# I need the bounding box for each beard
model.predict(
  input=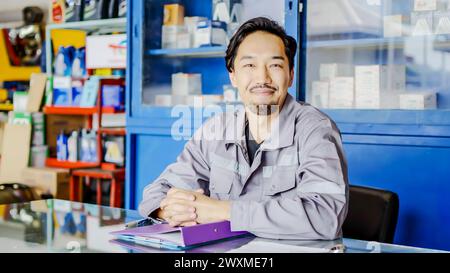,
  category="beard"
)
[246,104,279,116]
